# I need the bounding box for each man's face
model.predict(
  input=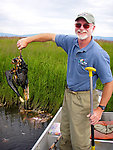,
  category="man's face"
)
[75,18,95,40]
